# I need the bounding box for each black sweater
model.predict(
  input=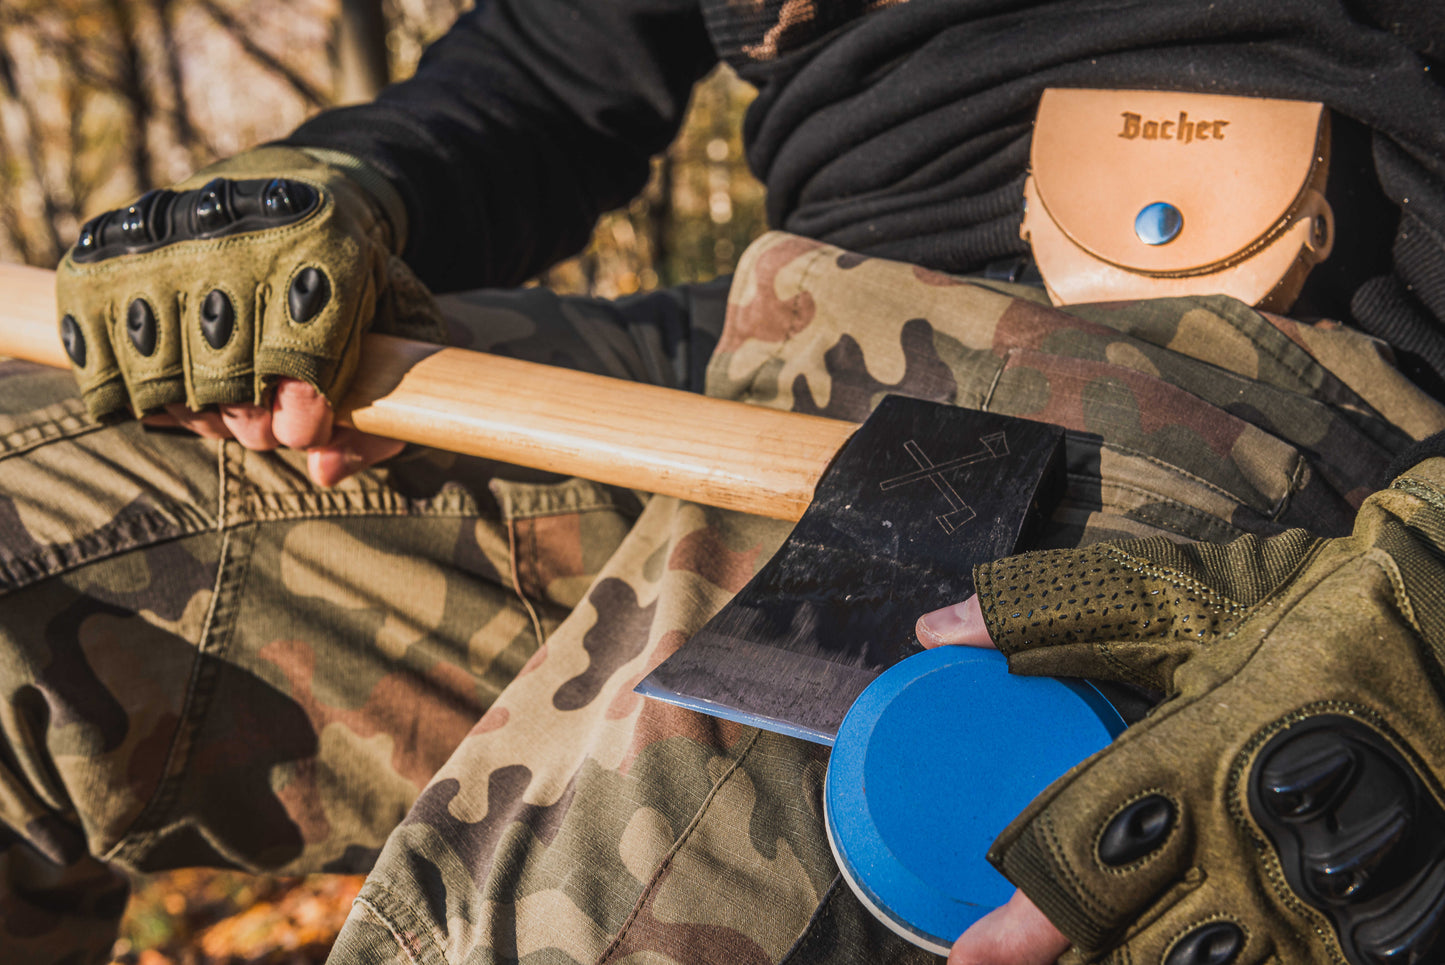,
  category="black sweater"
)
[286,0,1445,395]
